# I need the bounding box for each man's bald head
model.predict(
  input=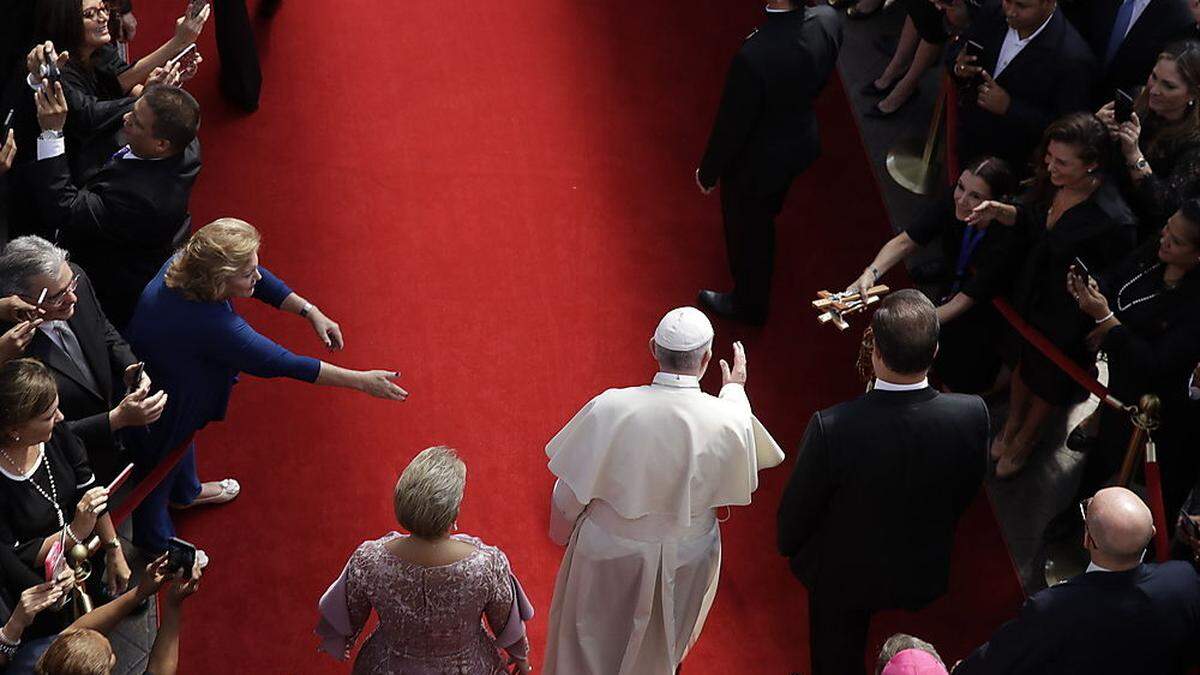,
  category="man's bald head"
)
[1085,487,1155,567]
